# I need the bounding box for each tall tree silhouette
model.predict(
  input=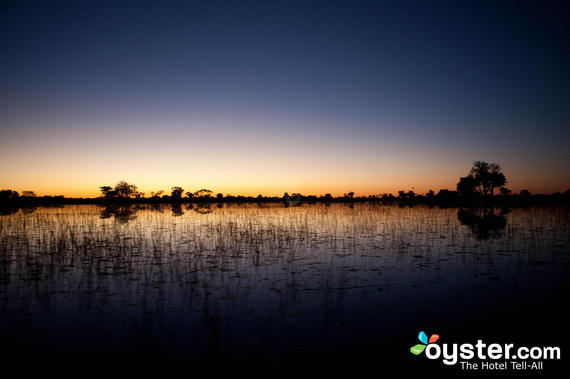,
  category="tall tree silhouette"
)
[459,161,507,198]
[171,186,184,199]
[470,161,491,196]
[487,163,506,197]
